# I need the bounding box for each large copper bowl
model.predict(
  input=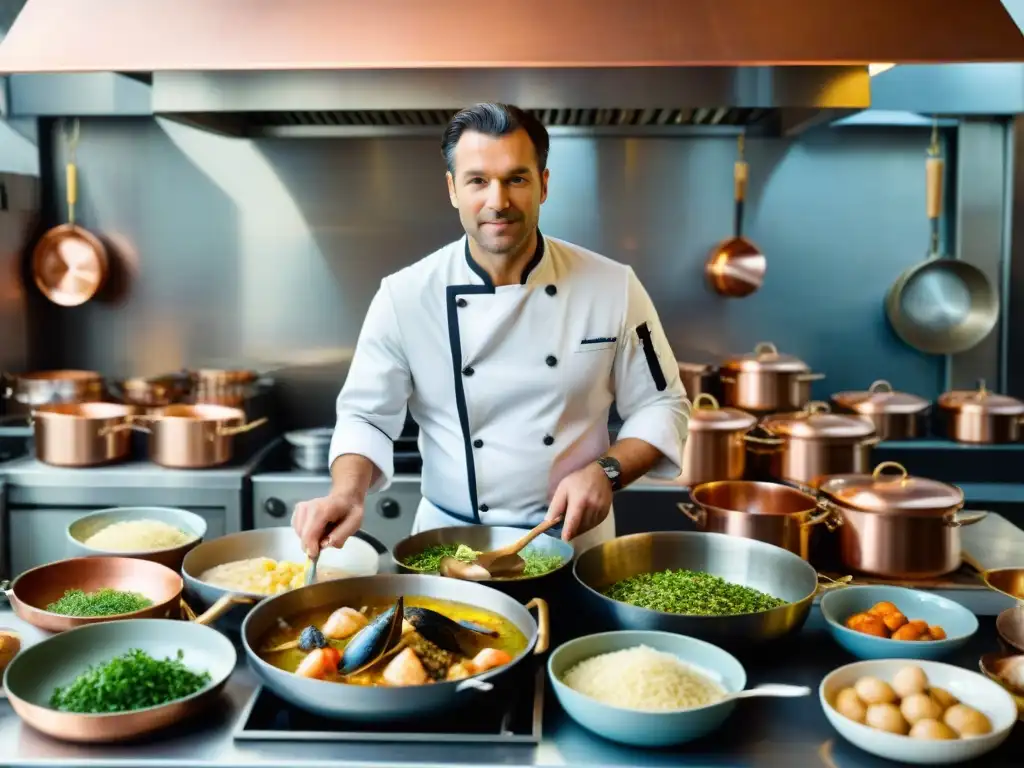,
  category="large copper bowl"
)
[1,556,183,633]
